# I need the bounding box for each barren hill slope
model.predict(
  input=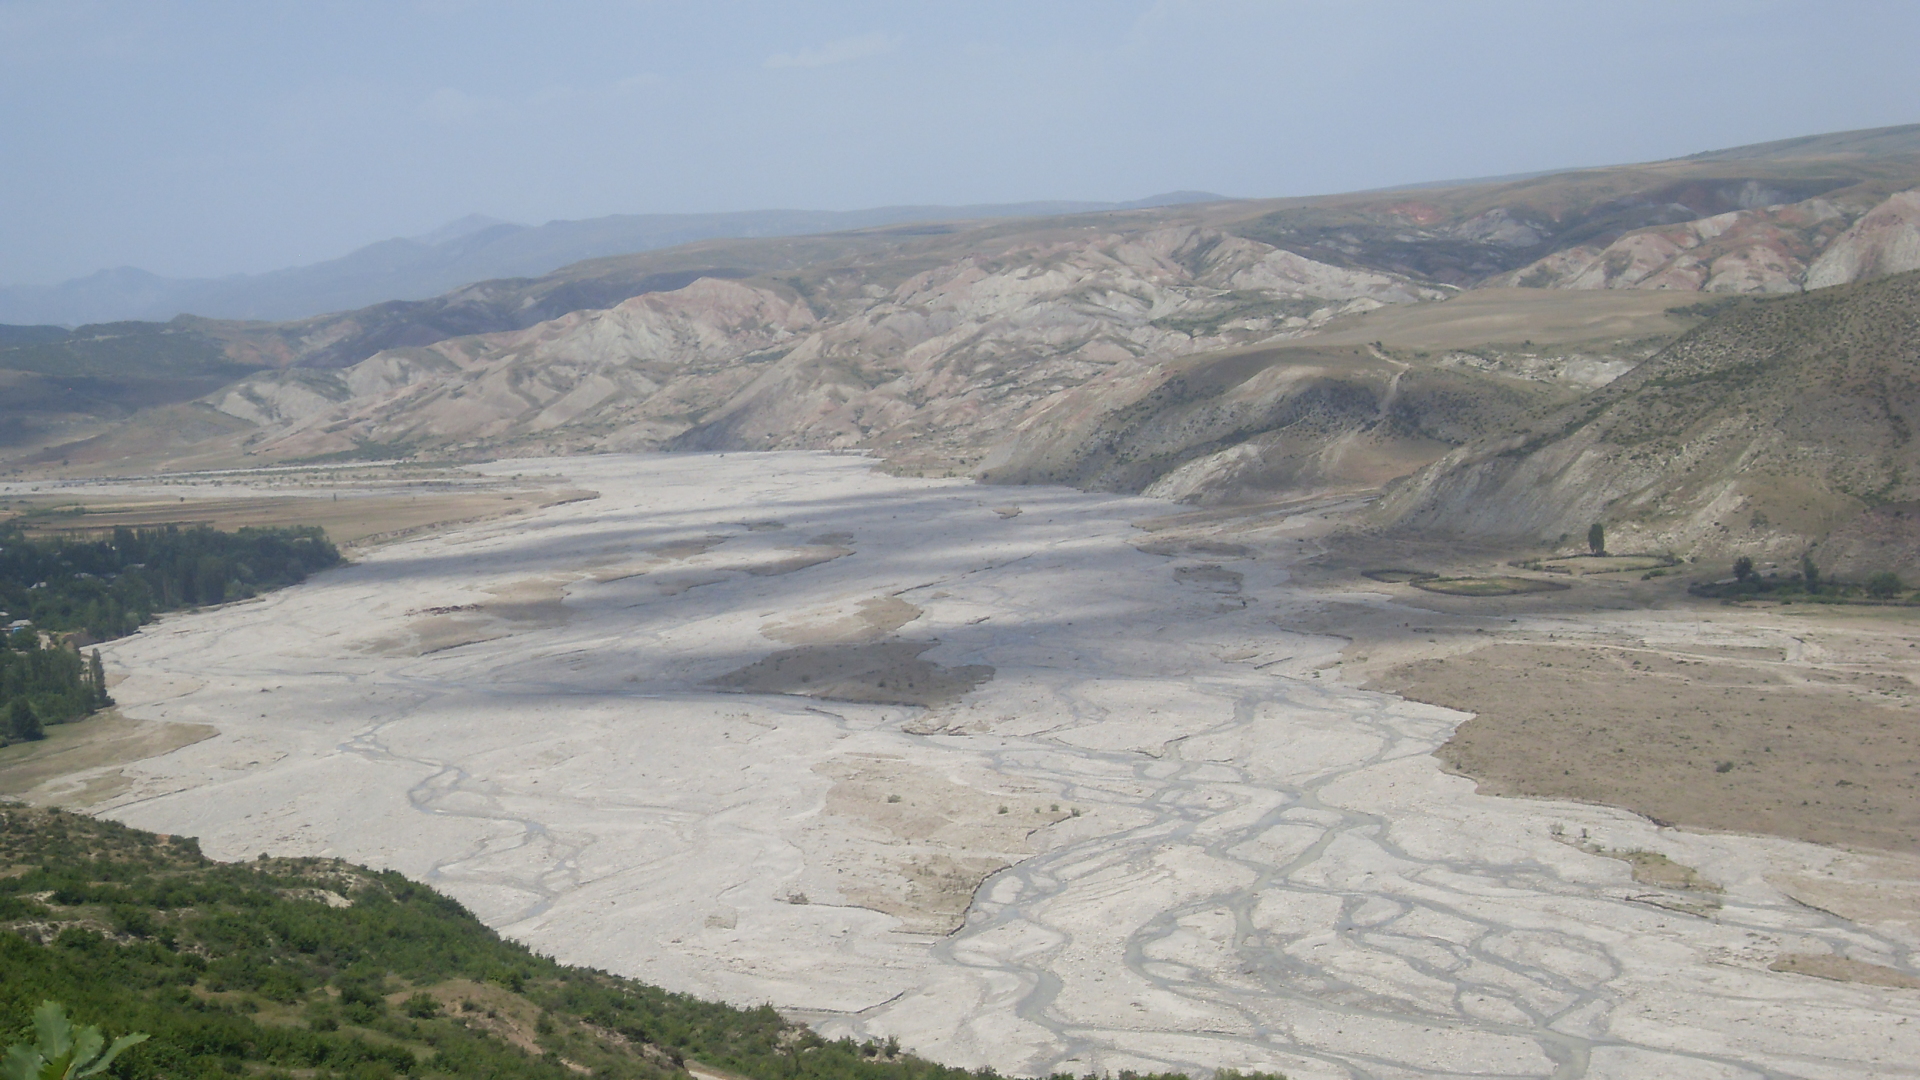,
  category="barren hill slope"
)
[213,225,1444,466]
[12,122,1920,502]
[202,229,1697,505]
[1373,270,1920,572]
